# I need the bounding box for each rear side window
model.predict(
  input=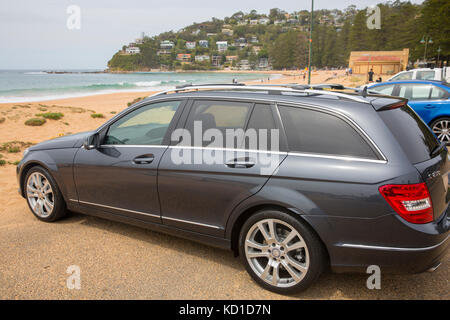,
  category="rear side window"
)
[244,104,278,151]
[398,84,432,100]
[430,86,449,99]
[416,71,436,80]
[391,72,413,81]
[378,105,439,164]
[279,106,378,159]
[185,100,252,147]
[370,84,395,95]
